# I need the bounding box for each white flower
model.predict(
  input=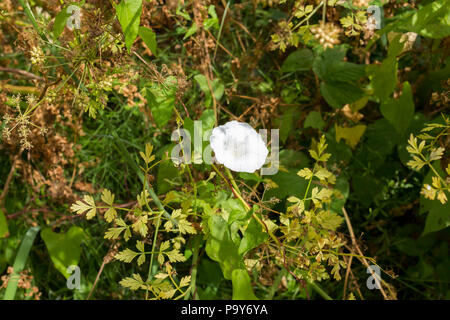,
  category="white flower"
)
[209,120,268,173]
